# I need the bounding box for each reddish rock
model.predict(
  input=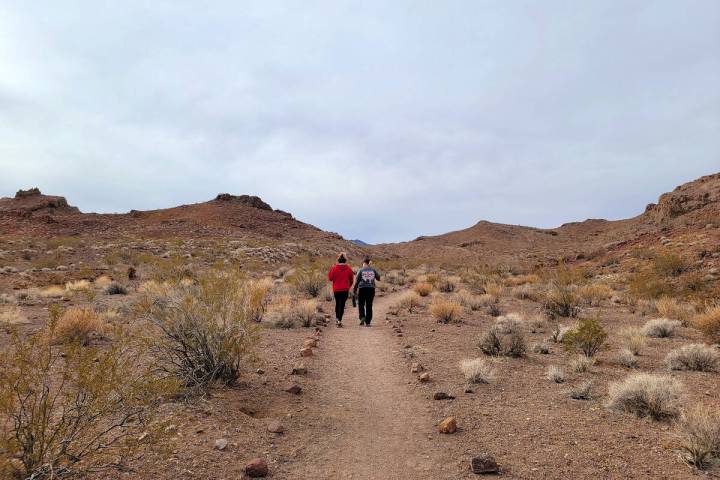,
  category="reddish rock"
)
[245,458,269,477]
[438,416,457,434]
[300,347,313,357]
[418,372,430,383]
